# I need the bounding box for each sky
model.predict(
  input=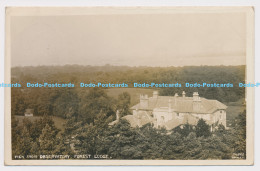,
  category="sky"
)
[11,12,246,67]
